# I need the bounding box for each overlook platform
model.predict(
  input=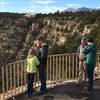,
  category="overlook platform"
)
[0,53,100,100]
[7,80,100,100]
